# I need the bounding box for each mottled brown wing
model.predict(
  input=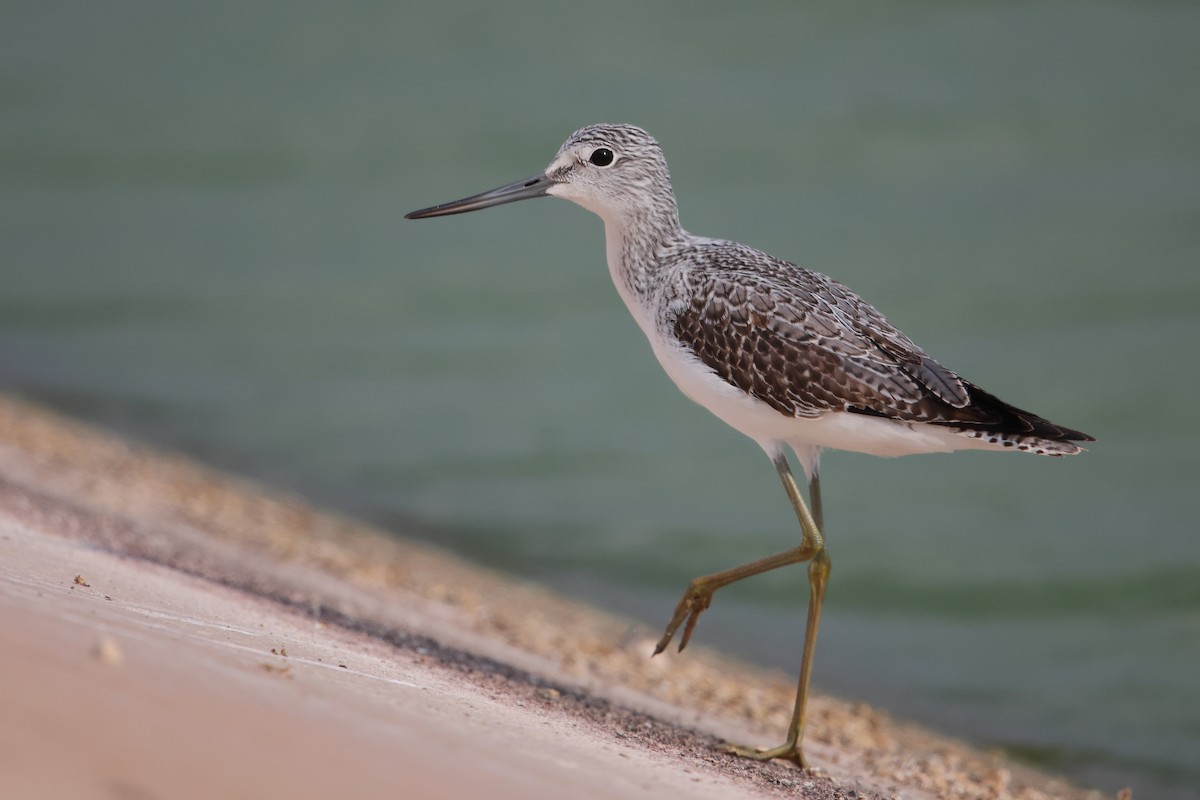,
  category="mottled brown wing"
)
[666,243,1093,444]
[671,269,948,420]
